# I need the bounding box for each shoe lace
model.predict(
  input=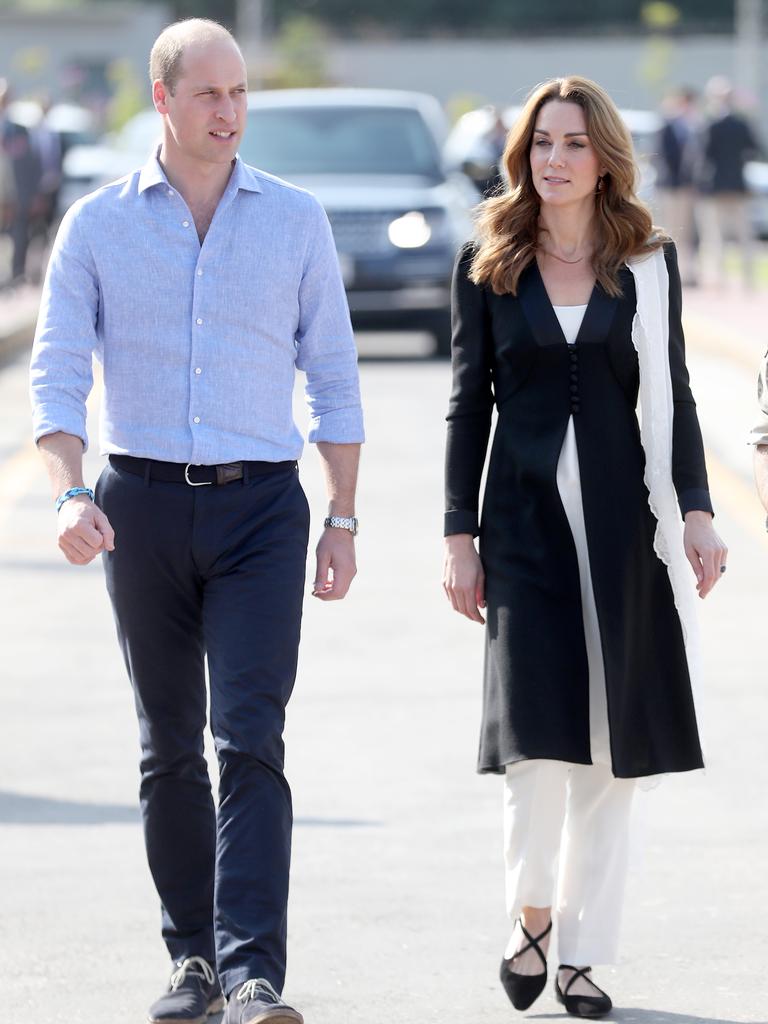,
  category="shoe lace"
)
[170,956,216,991]
[236,979,281,1004]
